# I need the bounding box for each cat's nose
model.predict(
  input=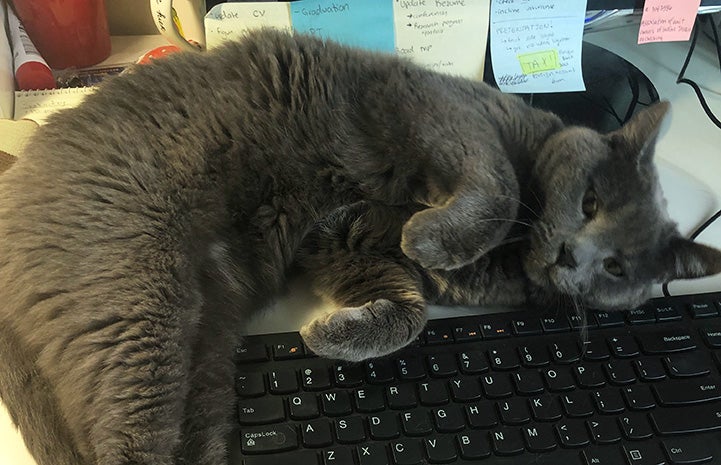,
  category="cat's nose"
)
[556,242,578,269]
